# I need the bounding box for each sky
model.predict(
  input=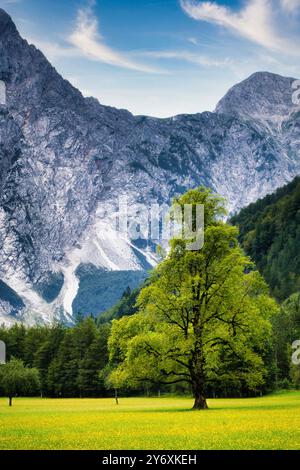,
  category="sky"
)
[0,0,300,117]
